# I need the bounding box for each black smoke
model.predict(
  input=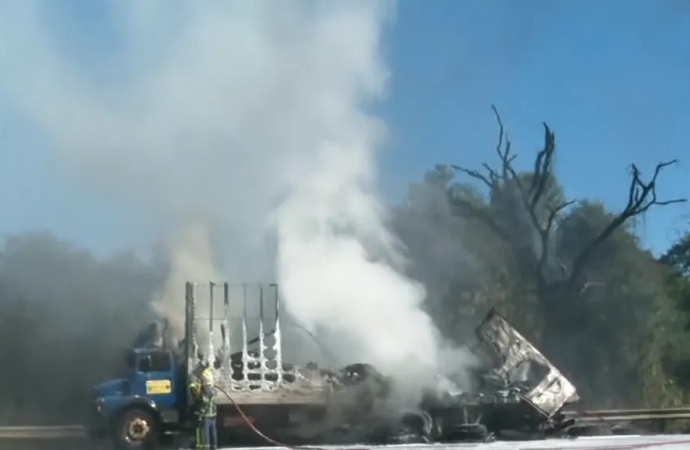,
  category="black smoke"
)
[0,231,167,425]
